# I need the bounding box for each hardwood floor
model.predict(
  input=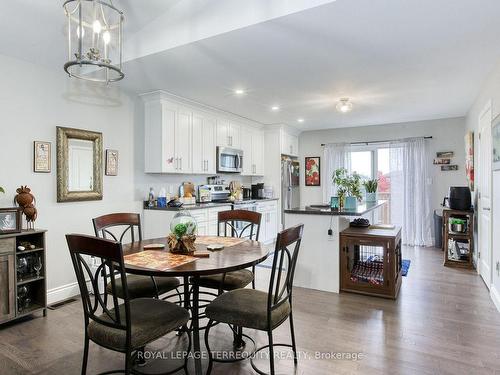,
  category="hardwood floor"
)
[1,246,500,374]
